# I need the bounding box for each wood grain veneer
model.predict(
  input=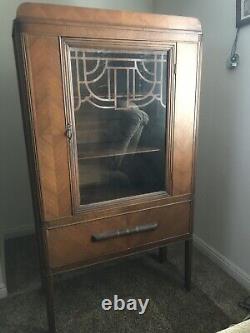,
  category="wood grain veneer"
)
[13,4,202,332]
